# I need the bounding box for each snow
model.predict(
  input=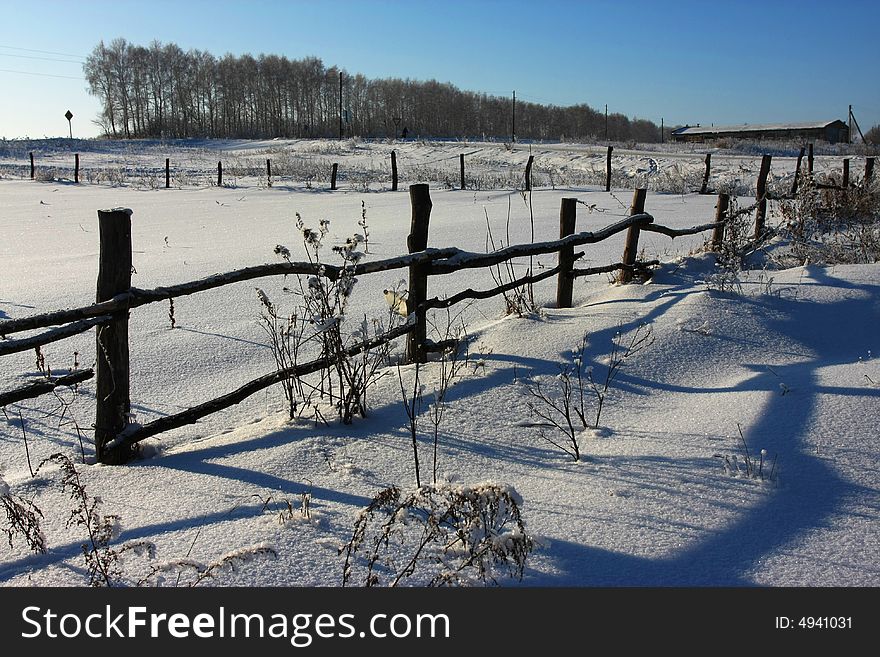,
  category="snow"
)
[1,138,878,587]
